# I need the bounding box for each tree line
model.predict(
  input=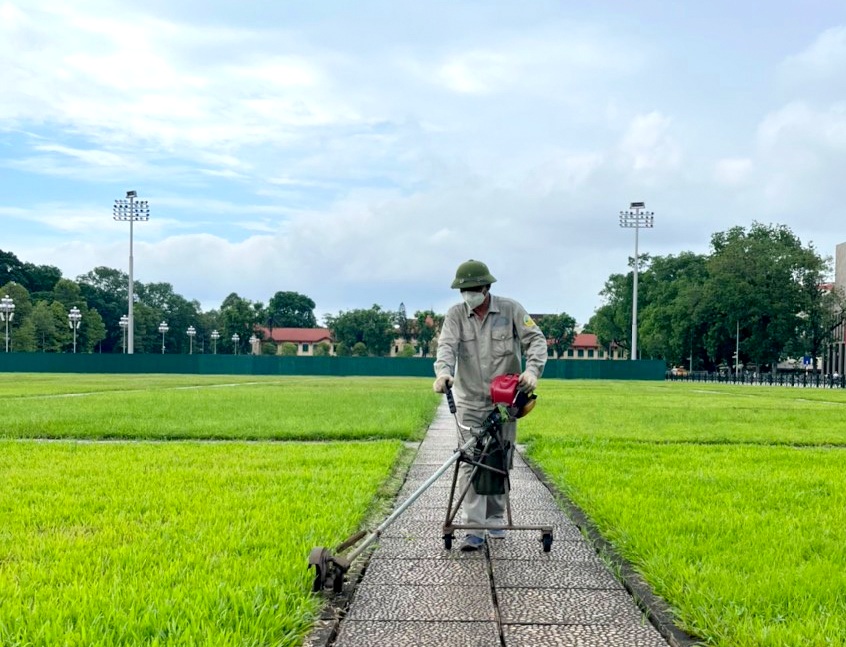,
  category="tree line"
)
[0,250,452,356]
[587,222,843,372]
[5,220,829,366]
